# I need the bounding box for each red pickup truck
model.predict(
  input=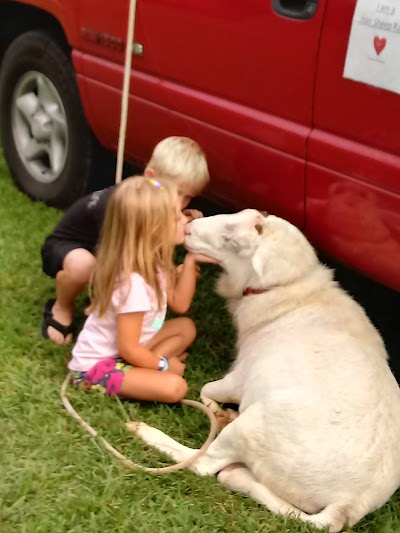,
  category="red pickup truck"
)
[0,0,399,291]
